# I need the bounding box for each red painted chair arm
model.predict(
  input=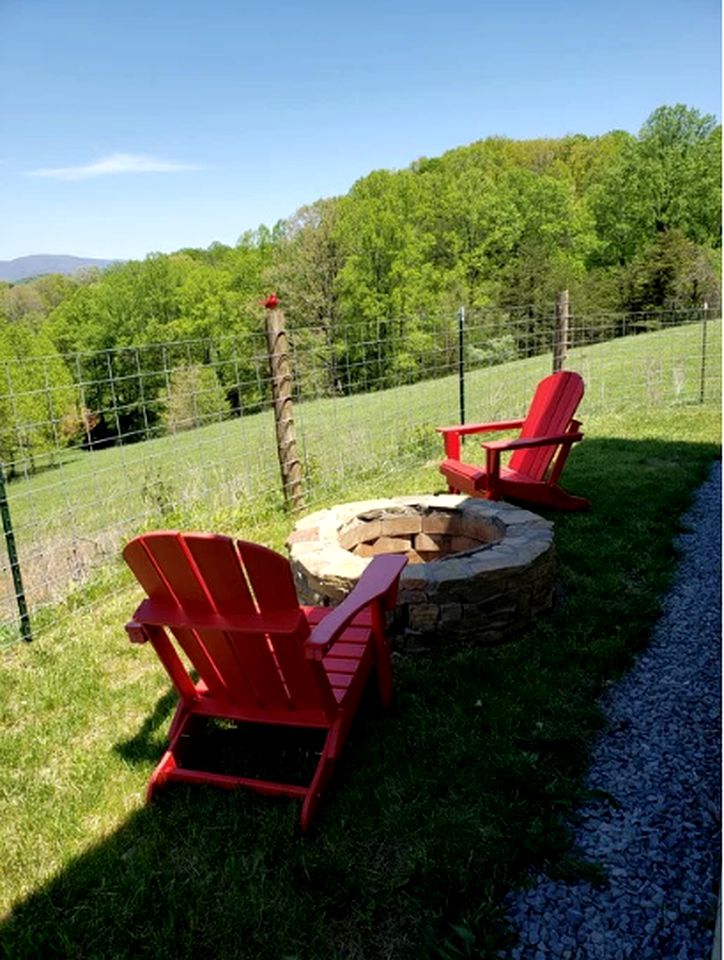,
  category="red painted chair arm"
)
[482,431,583,453]
[125,620,149,644]
[305,554,407,660]
[436,419,525,458]
[483,432,584,489]
[436,419,525,436]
